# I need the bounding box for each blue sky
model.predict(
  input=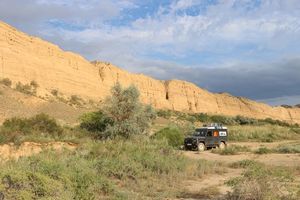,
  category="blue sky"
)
[0,0,300,105]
